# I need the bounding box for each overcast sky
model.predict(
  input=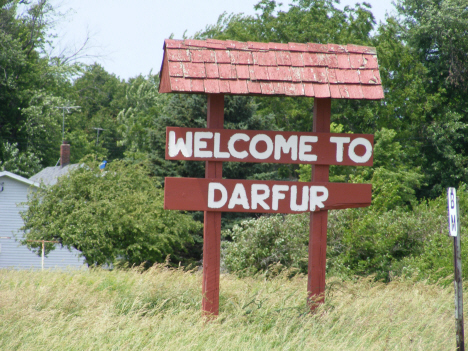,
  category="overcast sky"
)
[49,0,397,81]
